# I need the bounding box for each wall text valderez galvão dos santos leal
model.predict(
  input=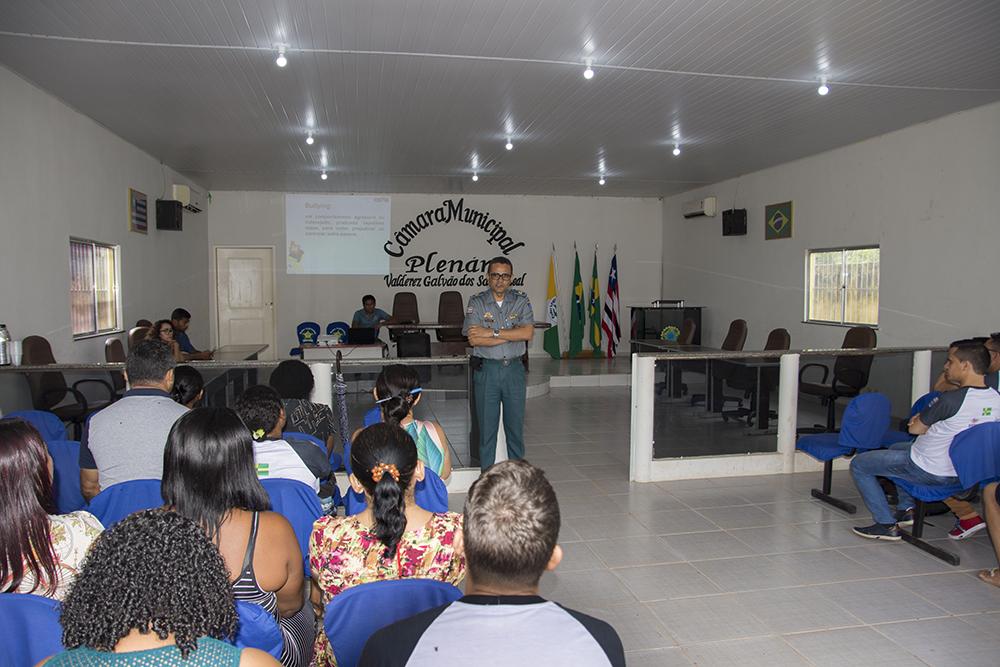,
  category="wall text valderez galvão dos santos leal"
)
[382,198,528,289]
